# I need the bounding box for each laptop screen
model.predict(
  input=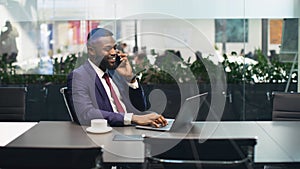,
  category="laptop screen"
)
[169,92,208,132]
